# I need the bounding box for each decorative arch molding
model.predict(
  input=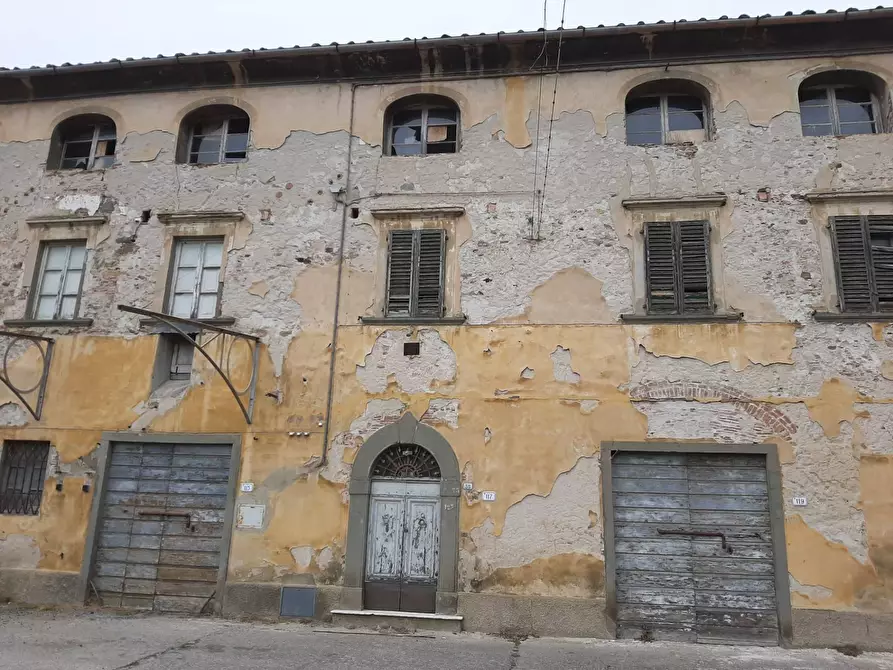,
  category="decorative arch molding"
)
[792,61,893,90]
[46,105,125,140]
[379,85,468,123]
[341,412,461,613]
[171,96,257,130]
[619,69,718,106]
